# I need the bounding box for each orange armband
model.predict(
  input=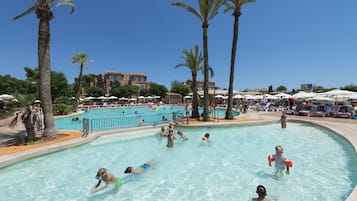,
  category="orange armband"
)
[283,160,293,167]
[267,154,275,163]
